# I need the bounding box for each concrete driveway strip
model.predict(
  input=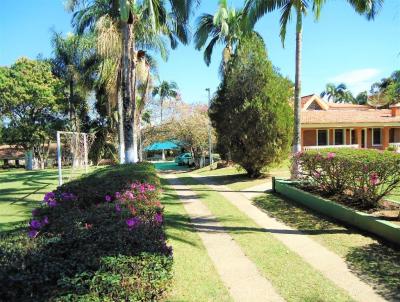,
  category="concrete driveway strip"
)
[163,174,285,302]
